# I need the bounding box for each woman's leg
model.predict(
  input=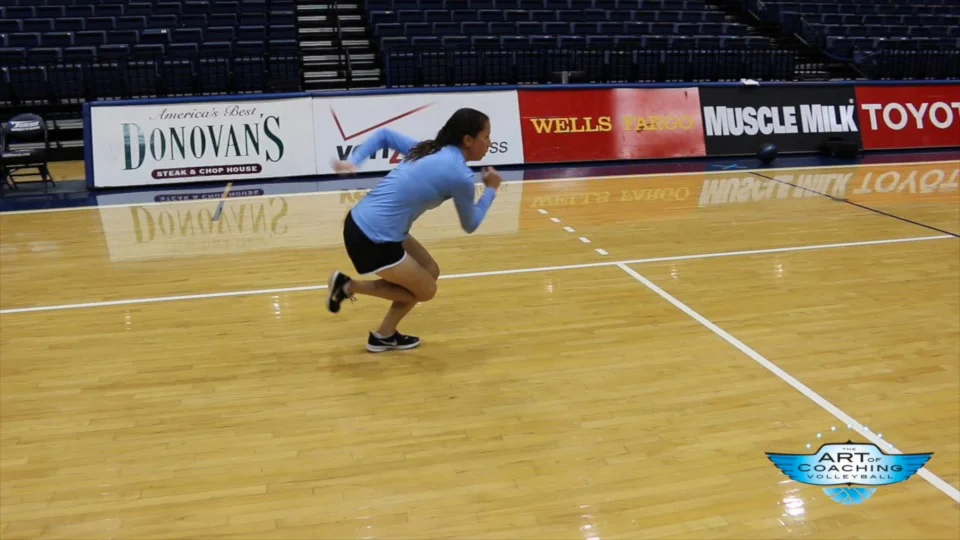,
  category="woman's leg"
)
[342,237,438,302]
[328,253,436,326]
[328,218,425,309]
[366,235,440,336]
[327,224,439,350]
[369,250,436,337]
[401,235,440,280]
[346,276,416,303]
